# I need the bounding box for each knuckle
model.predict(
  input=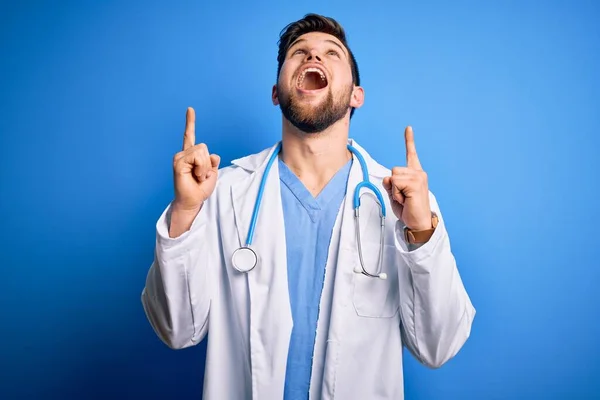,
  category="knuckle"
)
[173,154,183,168]
[197,143,208,152]
[192,144,208,157]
